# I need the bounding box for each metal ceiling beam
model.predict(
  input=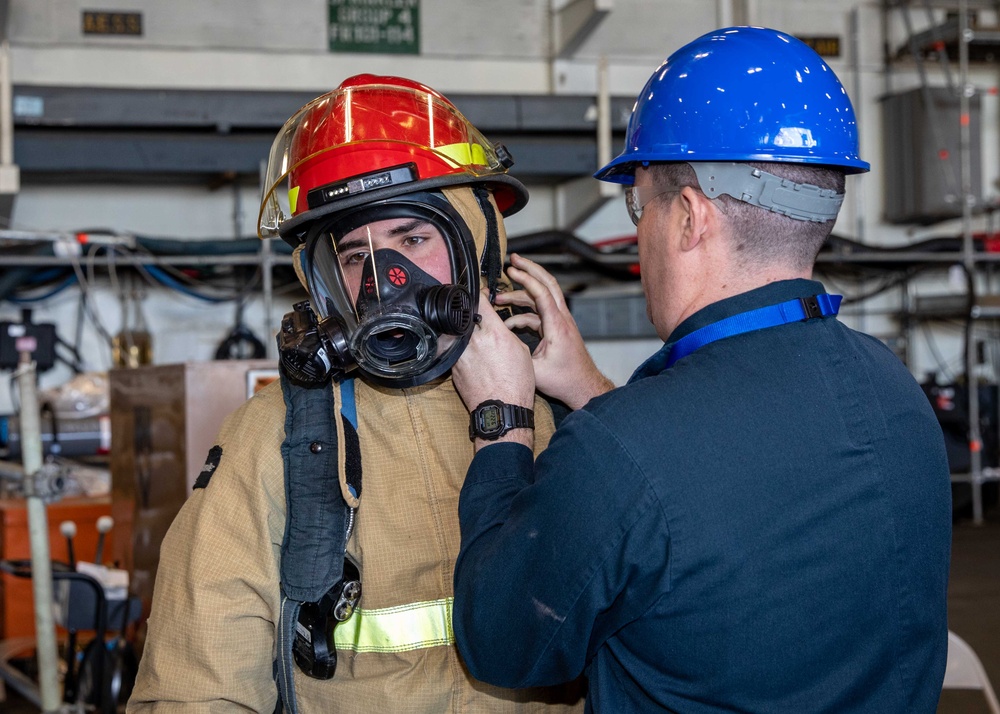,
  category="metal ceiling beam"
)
[12,129,606,182]
[11,84,634,133]
[9,85,633,182]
